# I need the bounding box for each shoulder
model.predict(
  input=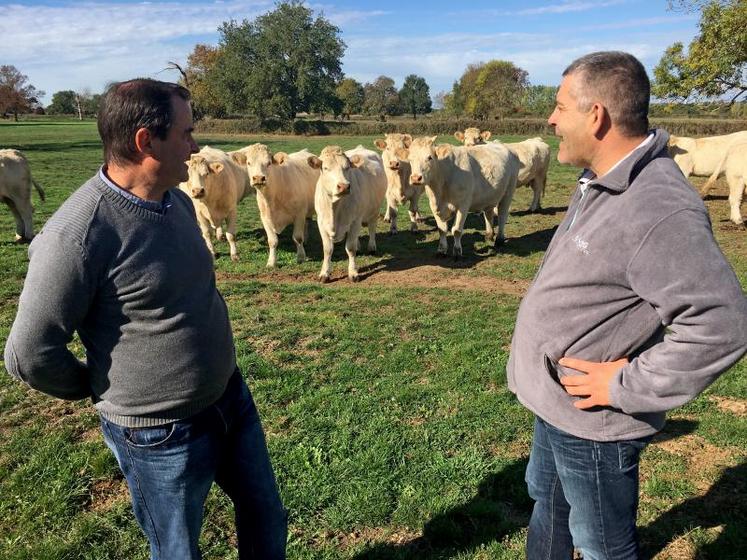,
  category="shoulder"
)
[38,176,107,250]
